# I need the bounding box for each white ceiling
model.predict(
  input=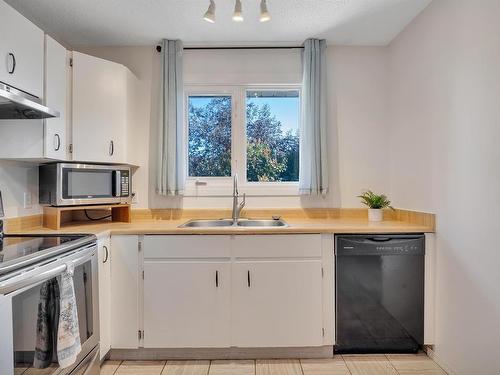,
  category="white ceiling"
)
[6,0,432,47]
